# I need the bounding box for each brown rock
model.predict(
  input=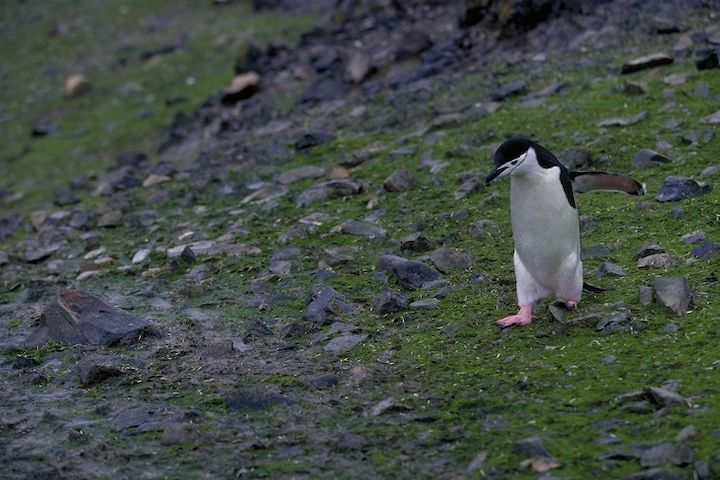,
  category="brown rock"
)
[64,74,92,97]
[221,72,260,104]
